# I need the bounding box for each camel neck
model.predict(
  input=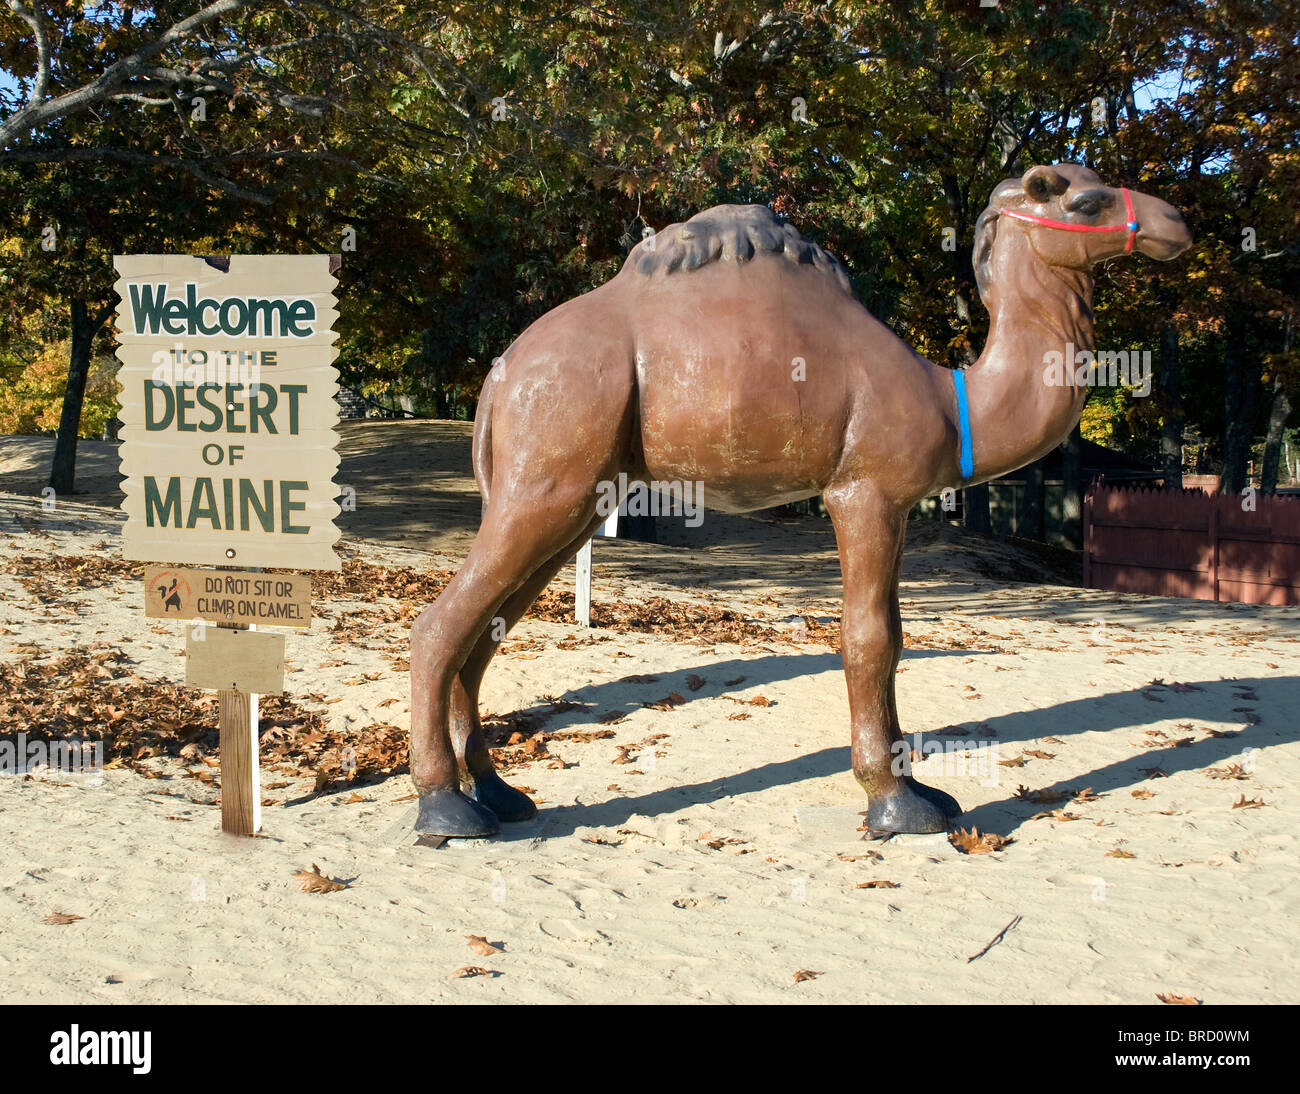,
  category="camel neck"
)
[961,234,1095,482]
